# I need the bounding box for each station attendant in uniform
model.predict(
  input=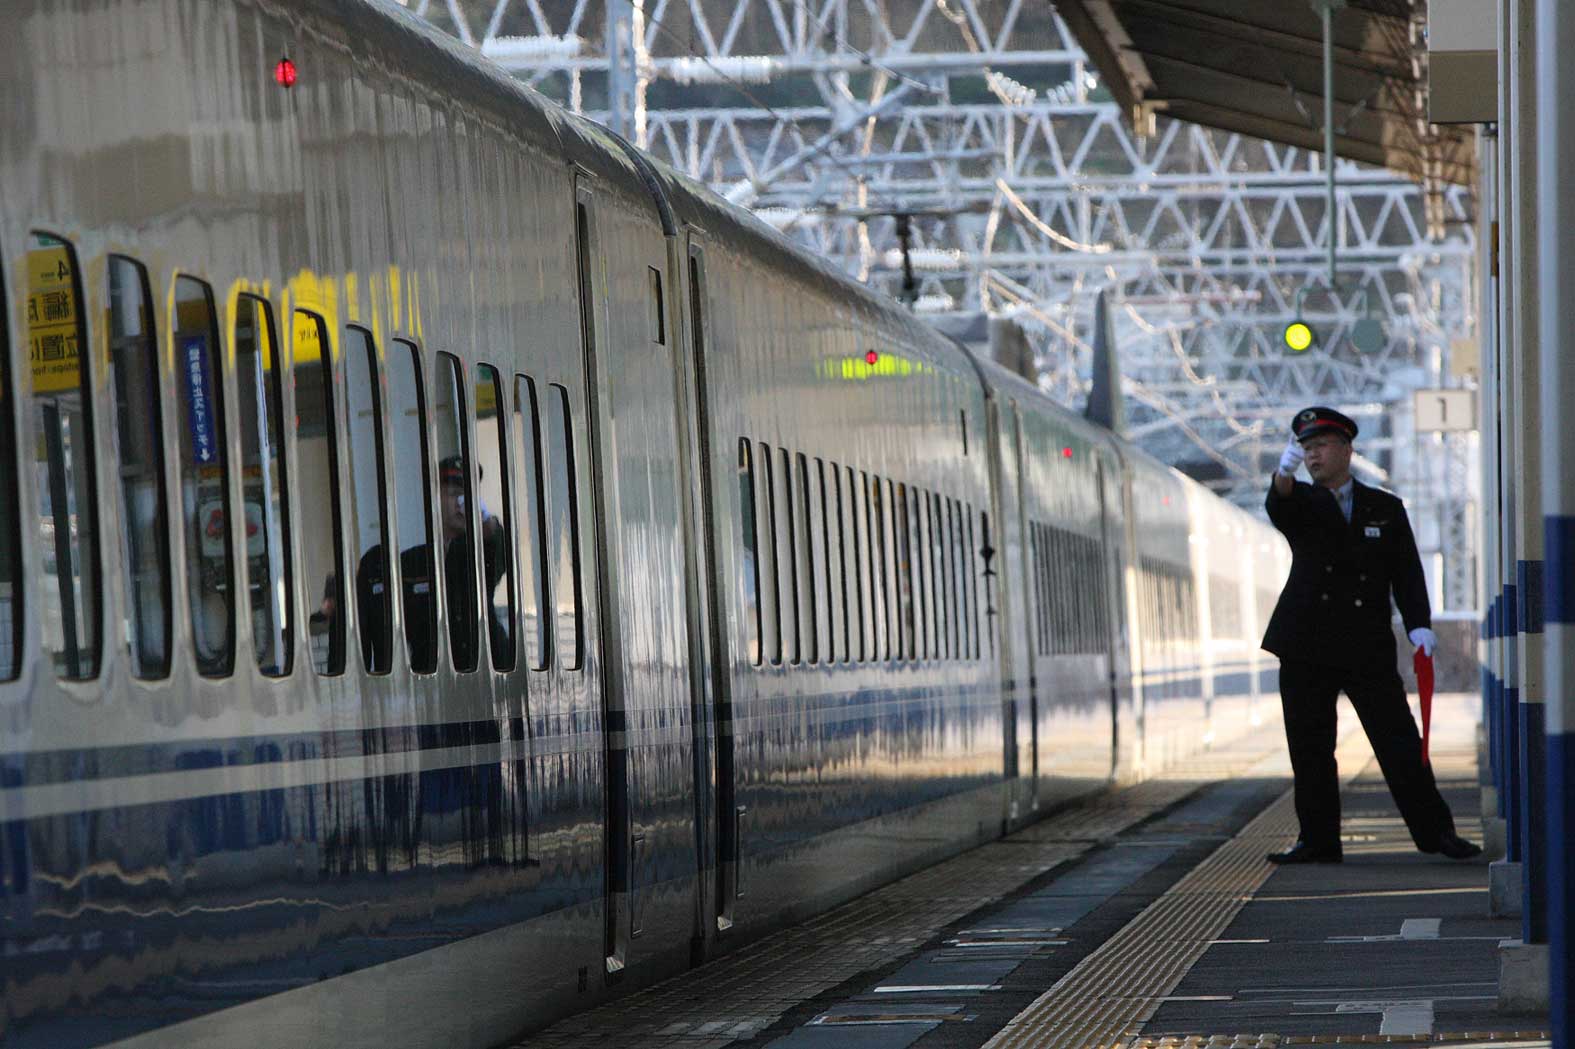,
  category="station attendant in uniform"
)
[1261,407,1482,863]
